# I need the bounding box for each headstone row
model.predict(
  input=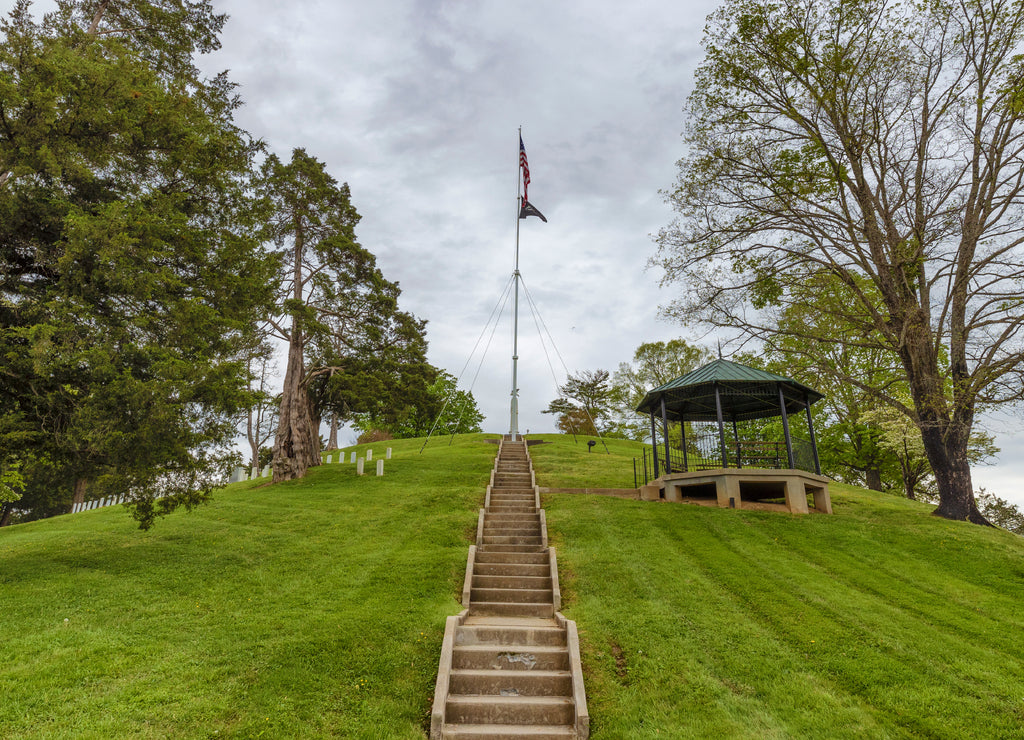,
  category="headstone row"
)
[71,495,126,514]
